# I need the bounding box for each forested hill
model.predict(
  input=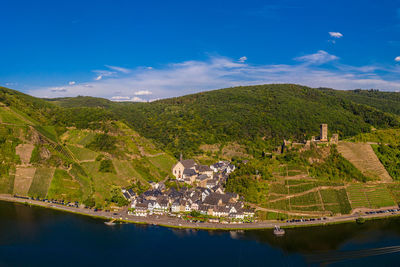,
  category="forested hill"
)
[320,88,400,116]
[50,84,400,158]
